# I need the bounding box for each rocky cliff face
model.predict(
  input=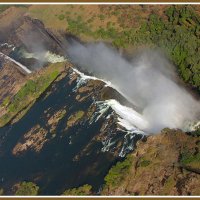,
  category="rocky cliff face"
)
[102,129,200,195]
[0,11,65,118]
[0,8,64,55]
